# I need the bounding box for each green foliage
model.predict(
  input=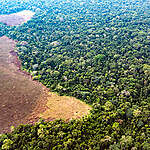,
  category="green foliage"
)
[0,0,150,149]
[2,139,13,150]
[94,54,105,61]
